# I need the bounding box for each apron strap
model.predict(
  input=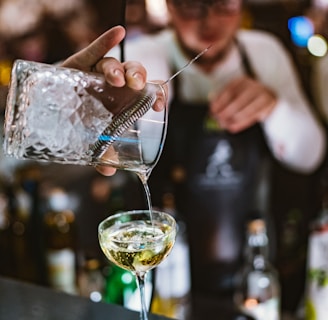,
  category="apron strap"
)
[234,37,257,79]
